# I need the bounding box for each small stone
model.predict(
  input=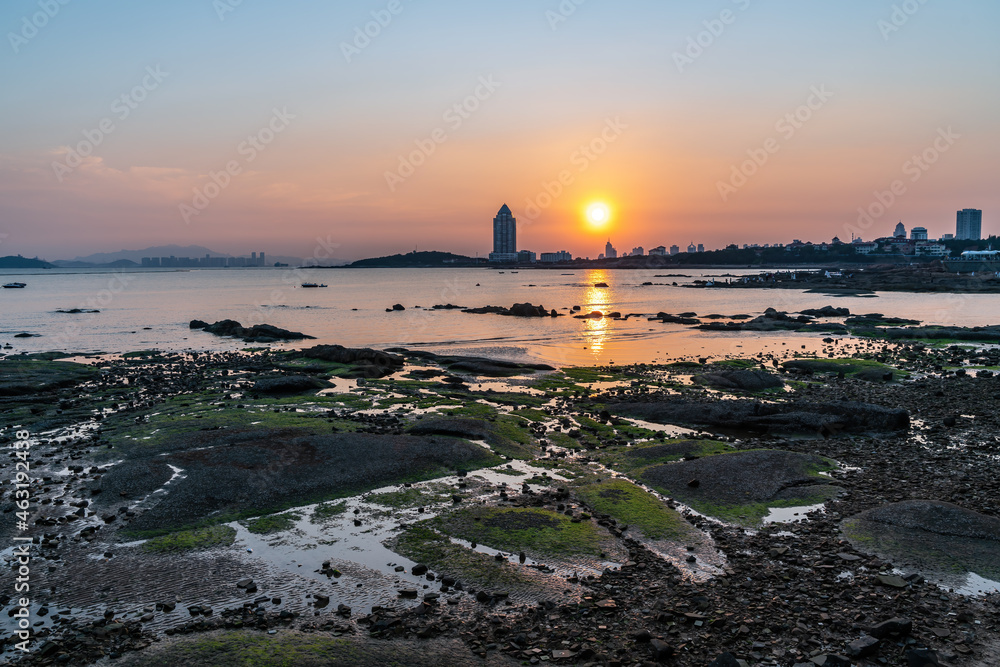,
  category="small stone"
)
[876,574,908,589]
